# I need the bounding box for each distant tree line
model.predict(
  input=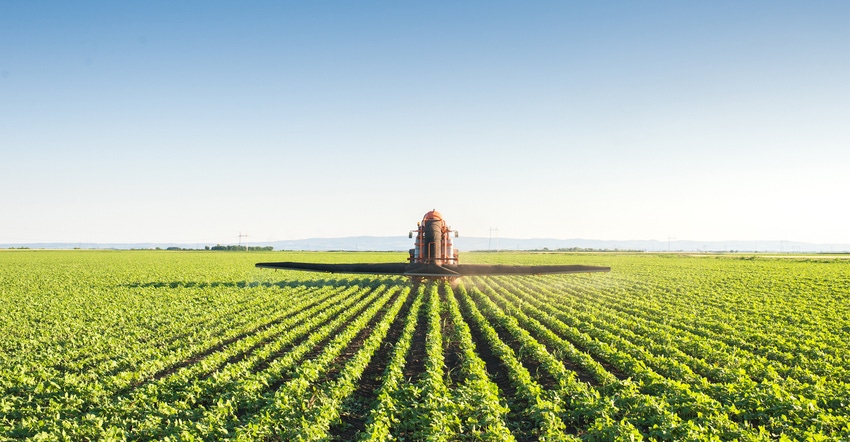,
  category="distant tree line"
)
[473,247,645,253]
[534,247,645,253]
[155,245,274,251]
[208,245,274,252]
